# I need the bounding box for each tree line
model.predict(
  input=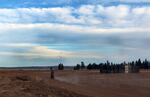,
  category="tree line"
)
[73,59,150,73]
